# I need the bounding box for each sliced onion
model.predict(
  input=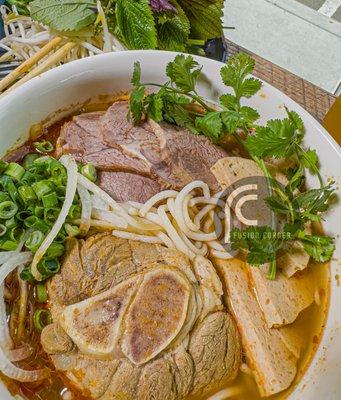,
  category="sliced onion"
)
[0,345,48,382]
[91,194,109,211]
[77,173,143,229]
[111,230,163,244]
[0,253,32,367]
[92,208,128,229]
[31,155,78,281]
[139,190,178,217]
[7,345,32,362]
[77,184,92,236]
[0,251,17,265]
